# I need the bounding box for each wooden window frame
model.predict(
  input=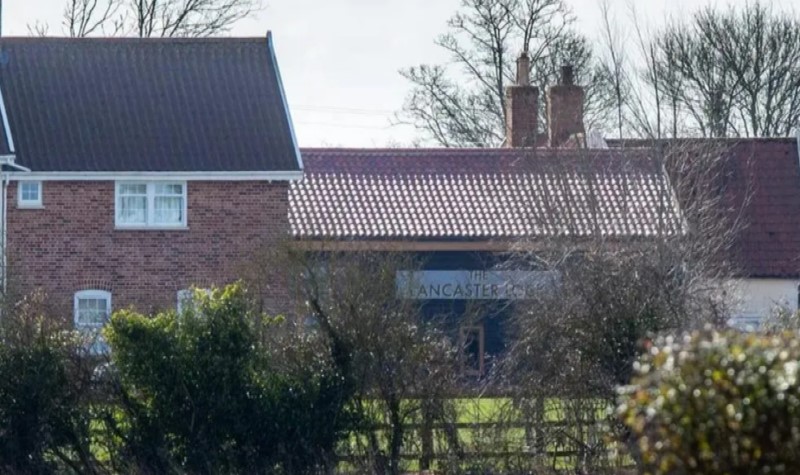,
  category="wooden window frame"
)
[459,325,485,377]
